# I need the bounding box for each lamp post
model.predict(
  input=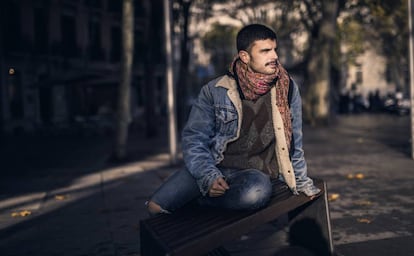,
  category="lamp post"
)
[164,0,178,164]
[409,0,414,159]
